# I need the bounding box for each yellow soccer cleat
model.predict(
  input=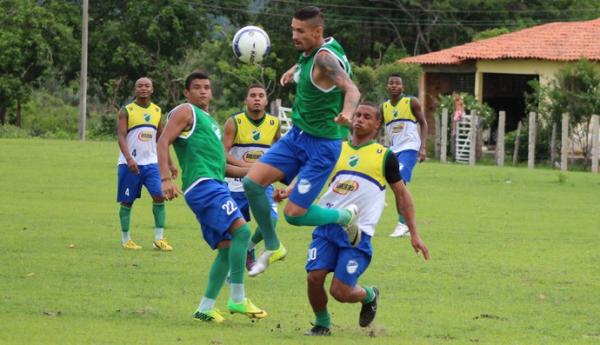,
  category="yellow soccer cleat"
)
[227,298,267,319]
[122,239,142,250]
[268,243,287,264]
[193,309,226,323]
[152,238,173,251]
